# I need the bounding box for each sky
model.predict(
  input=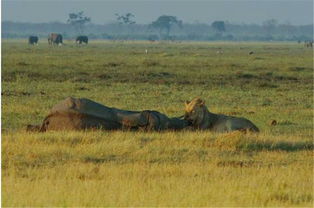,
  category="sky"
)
[2,0,313,25]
